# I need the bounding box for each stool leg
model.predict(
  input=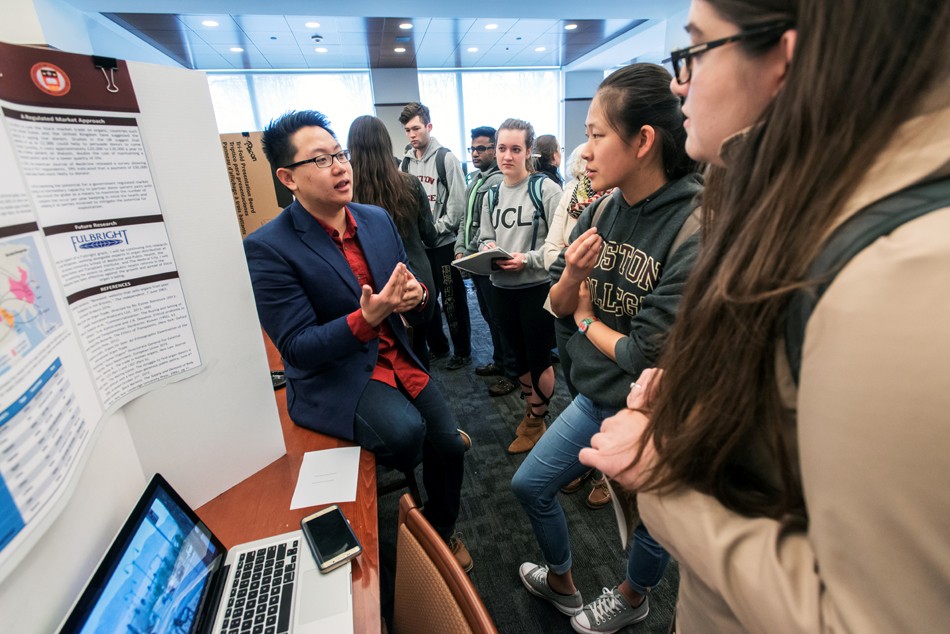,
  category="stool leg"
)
[405,469,423,506]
